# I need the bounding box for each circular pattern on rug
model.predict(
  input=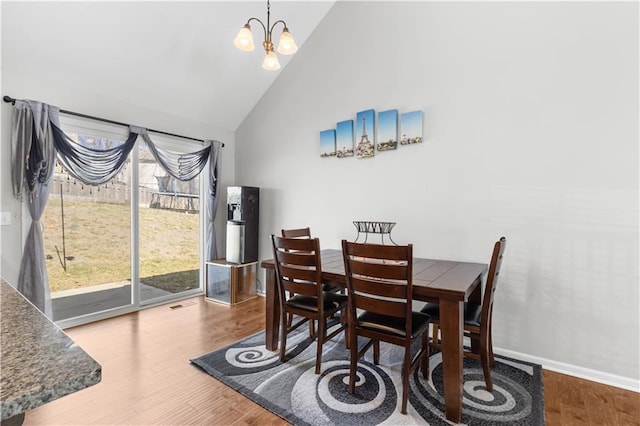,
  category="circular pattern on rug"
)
[291,360,398,425]
[411,352,533,423]
[219,332,314,375]
[225,345,277,369]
